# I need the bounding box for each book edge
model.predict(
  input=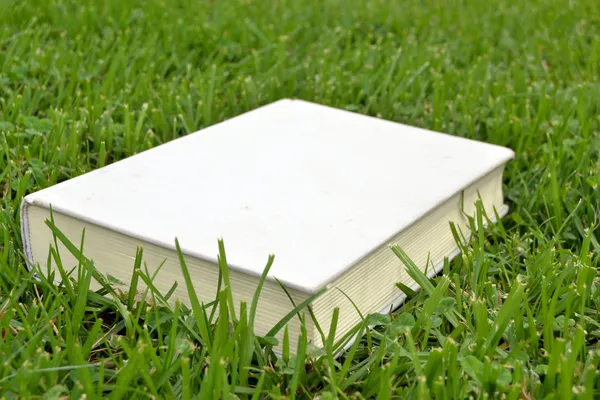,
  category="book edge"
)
[333,203,510,357]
